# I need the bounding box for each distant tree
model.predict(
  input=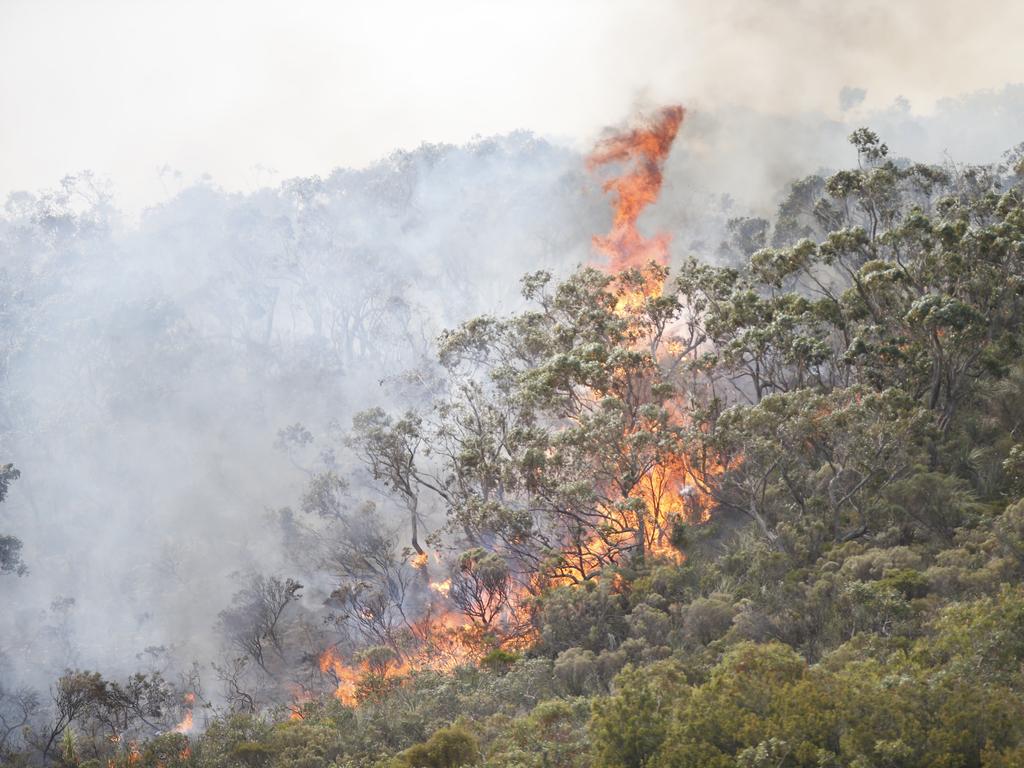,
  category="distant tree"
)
[0,683,40,759]
[35,672,107,762]
[0,463,25,576]
[217,575,303,677]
